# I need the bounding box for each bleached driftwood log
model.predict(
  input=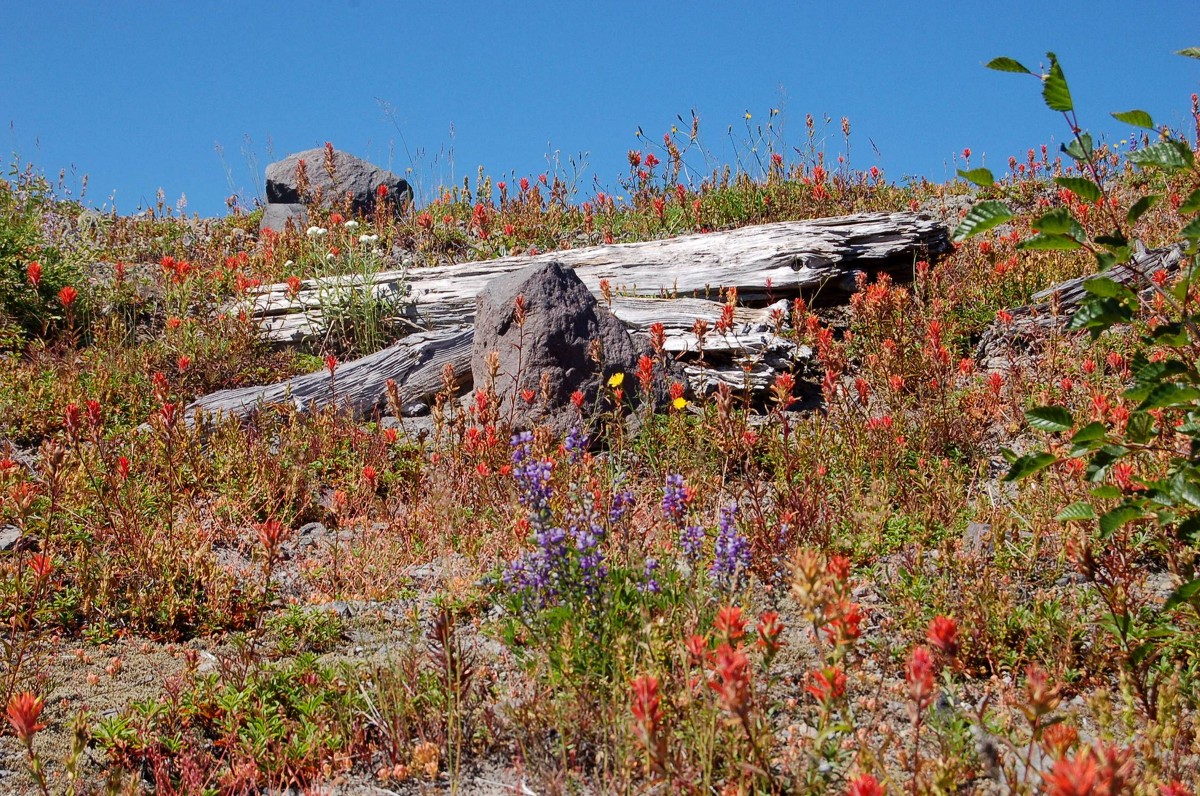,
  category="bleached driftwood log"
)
[186,303,810,423]
[252,212,950,344]
[976,244,1184,366]
[187,328,473,422]
[262,295,795,357]
[1023,244,1184,312]
[190,213,948,423]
